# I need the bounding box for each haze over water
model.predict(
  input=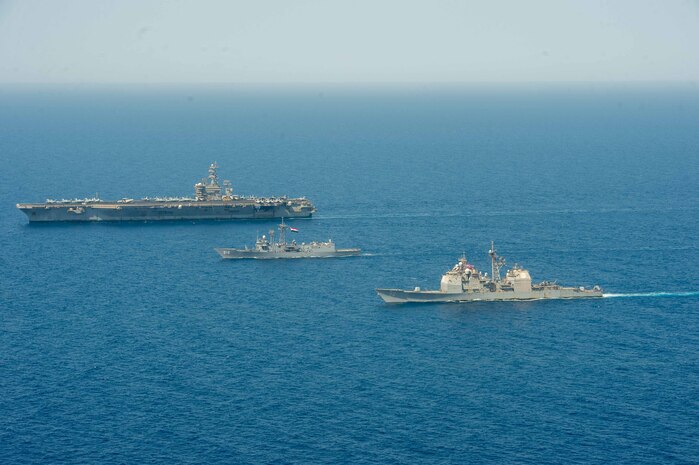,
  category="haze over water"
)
[1,84,698,464]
